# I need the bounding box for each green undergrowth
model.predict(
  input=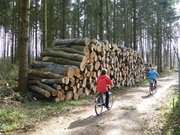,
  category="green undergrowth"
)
[0,61,18,81]
[0,61,18,89]
[159,70,175,78]
[0,97,91,134]
[161,86,180,135]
